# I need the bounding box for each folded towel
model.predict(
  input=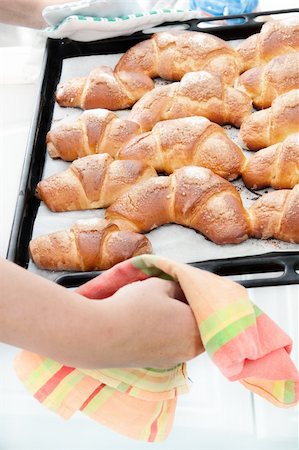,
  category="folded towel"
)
[43,0,190,27]
[14,255,299,442]
[42,0,198,41]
